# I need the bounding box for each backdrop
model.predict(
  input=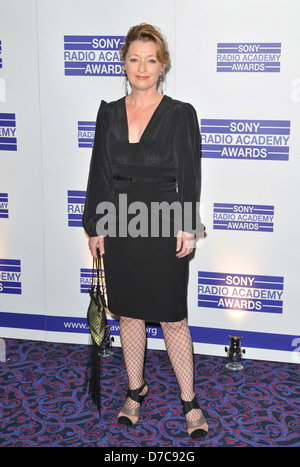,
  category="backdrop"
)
[1,0,300,364]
